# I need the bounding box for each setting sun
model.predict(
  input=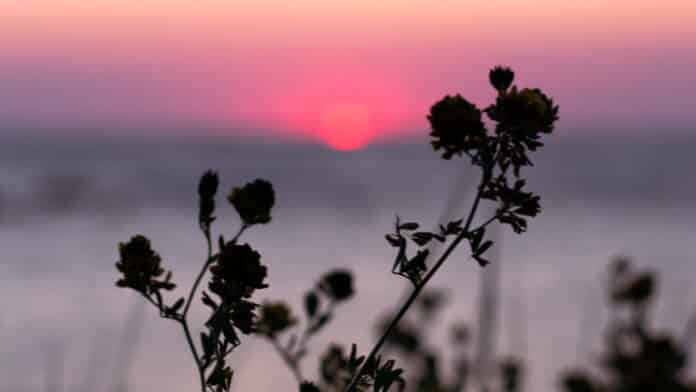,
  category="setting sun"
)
[318,102,375,151]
